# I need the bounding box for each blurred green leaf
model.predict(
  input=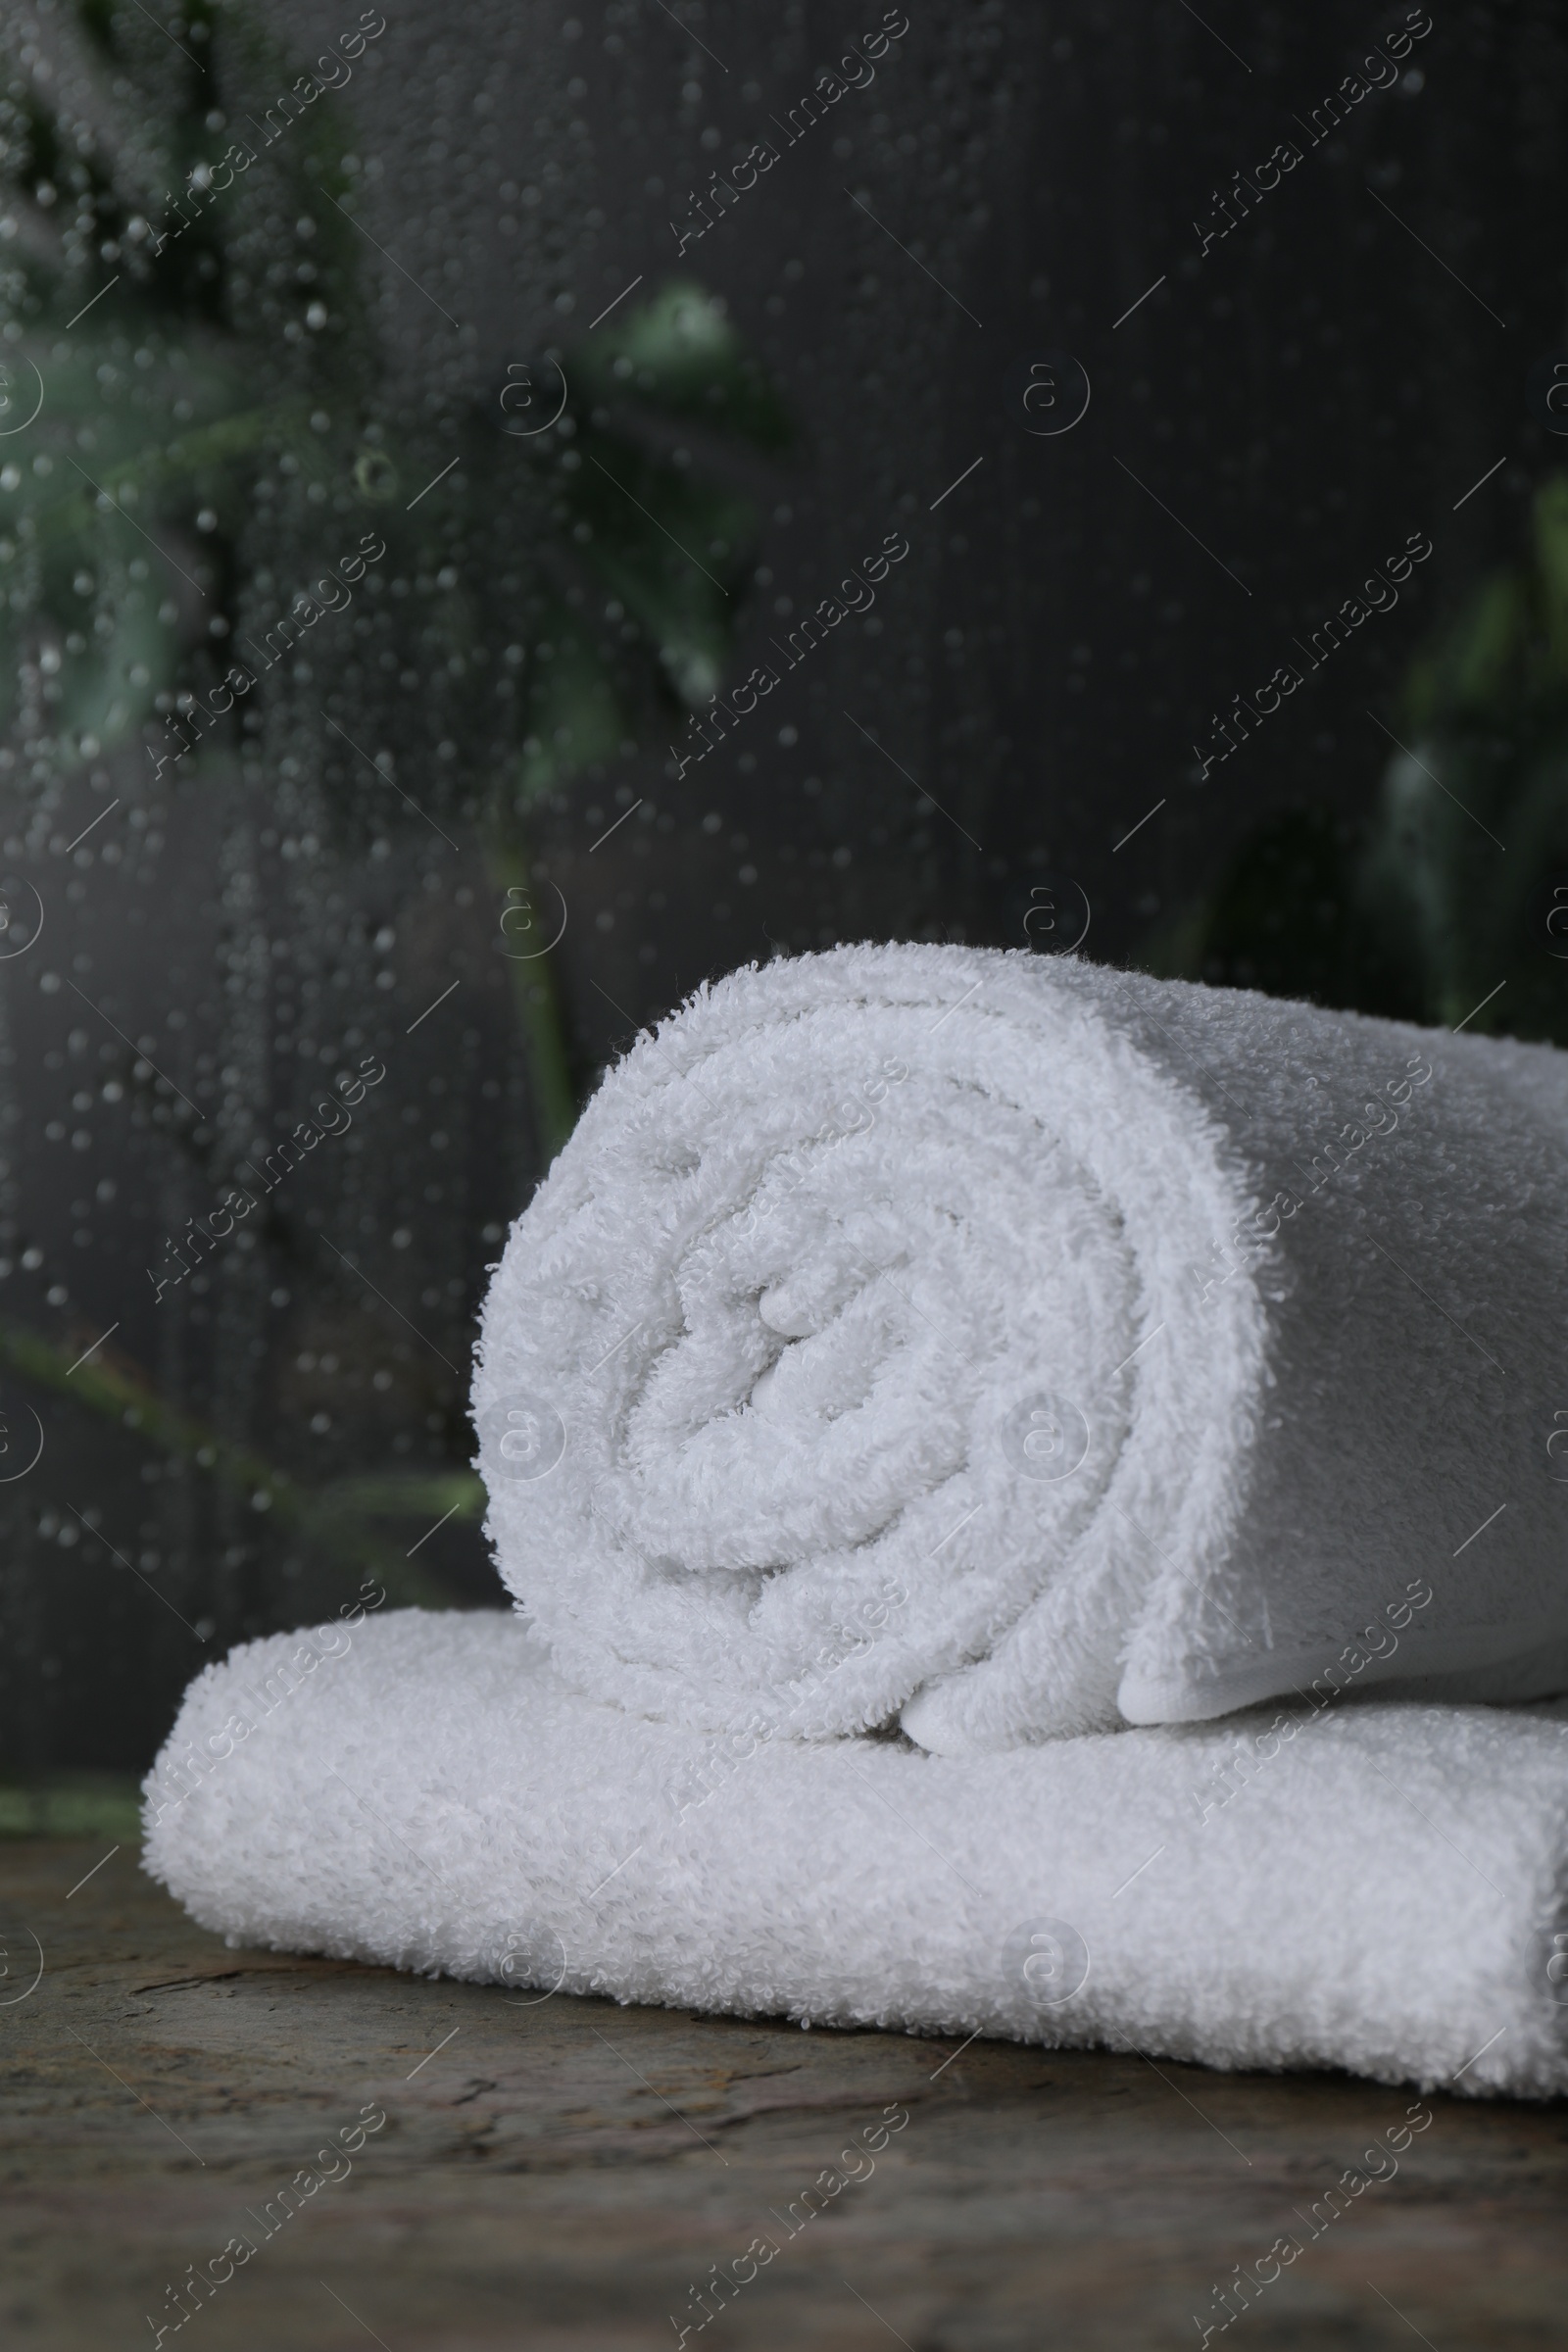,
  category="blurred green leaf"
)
[570,279,793,455]
[514,607,627,805]
[1162,473,1568,1047]
[568,429,751,707]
